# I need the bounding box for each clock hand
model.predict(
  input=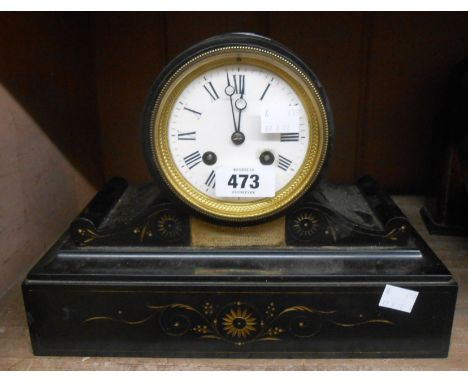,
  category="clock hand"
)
[227,73,246,145]
[224,73,237,133]
[234,90,247,132]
